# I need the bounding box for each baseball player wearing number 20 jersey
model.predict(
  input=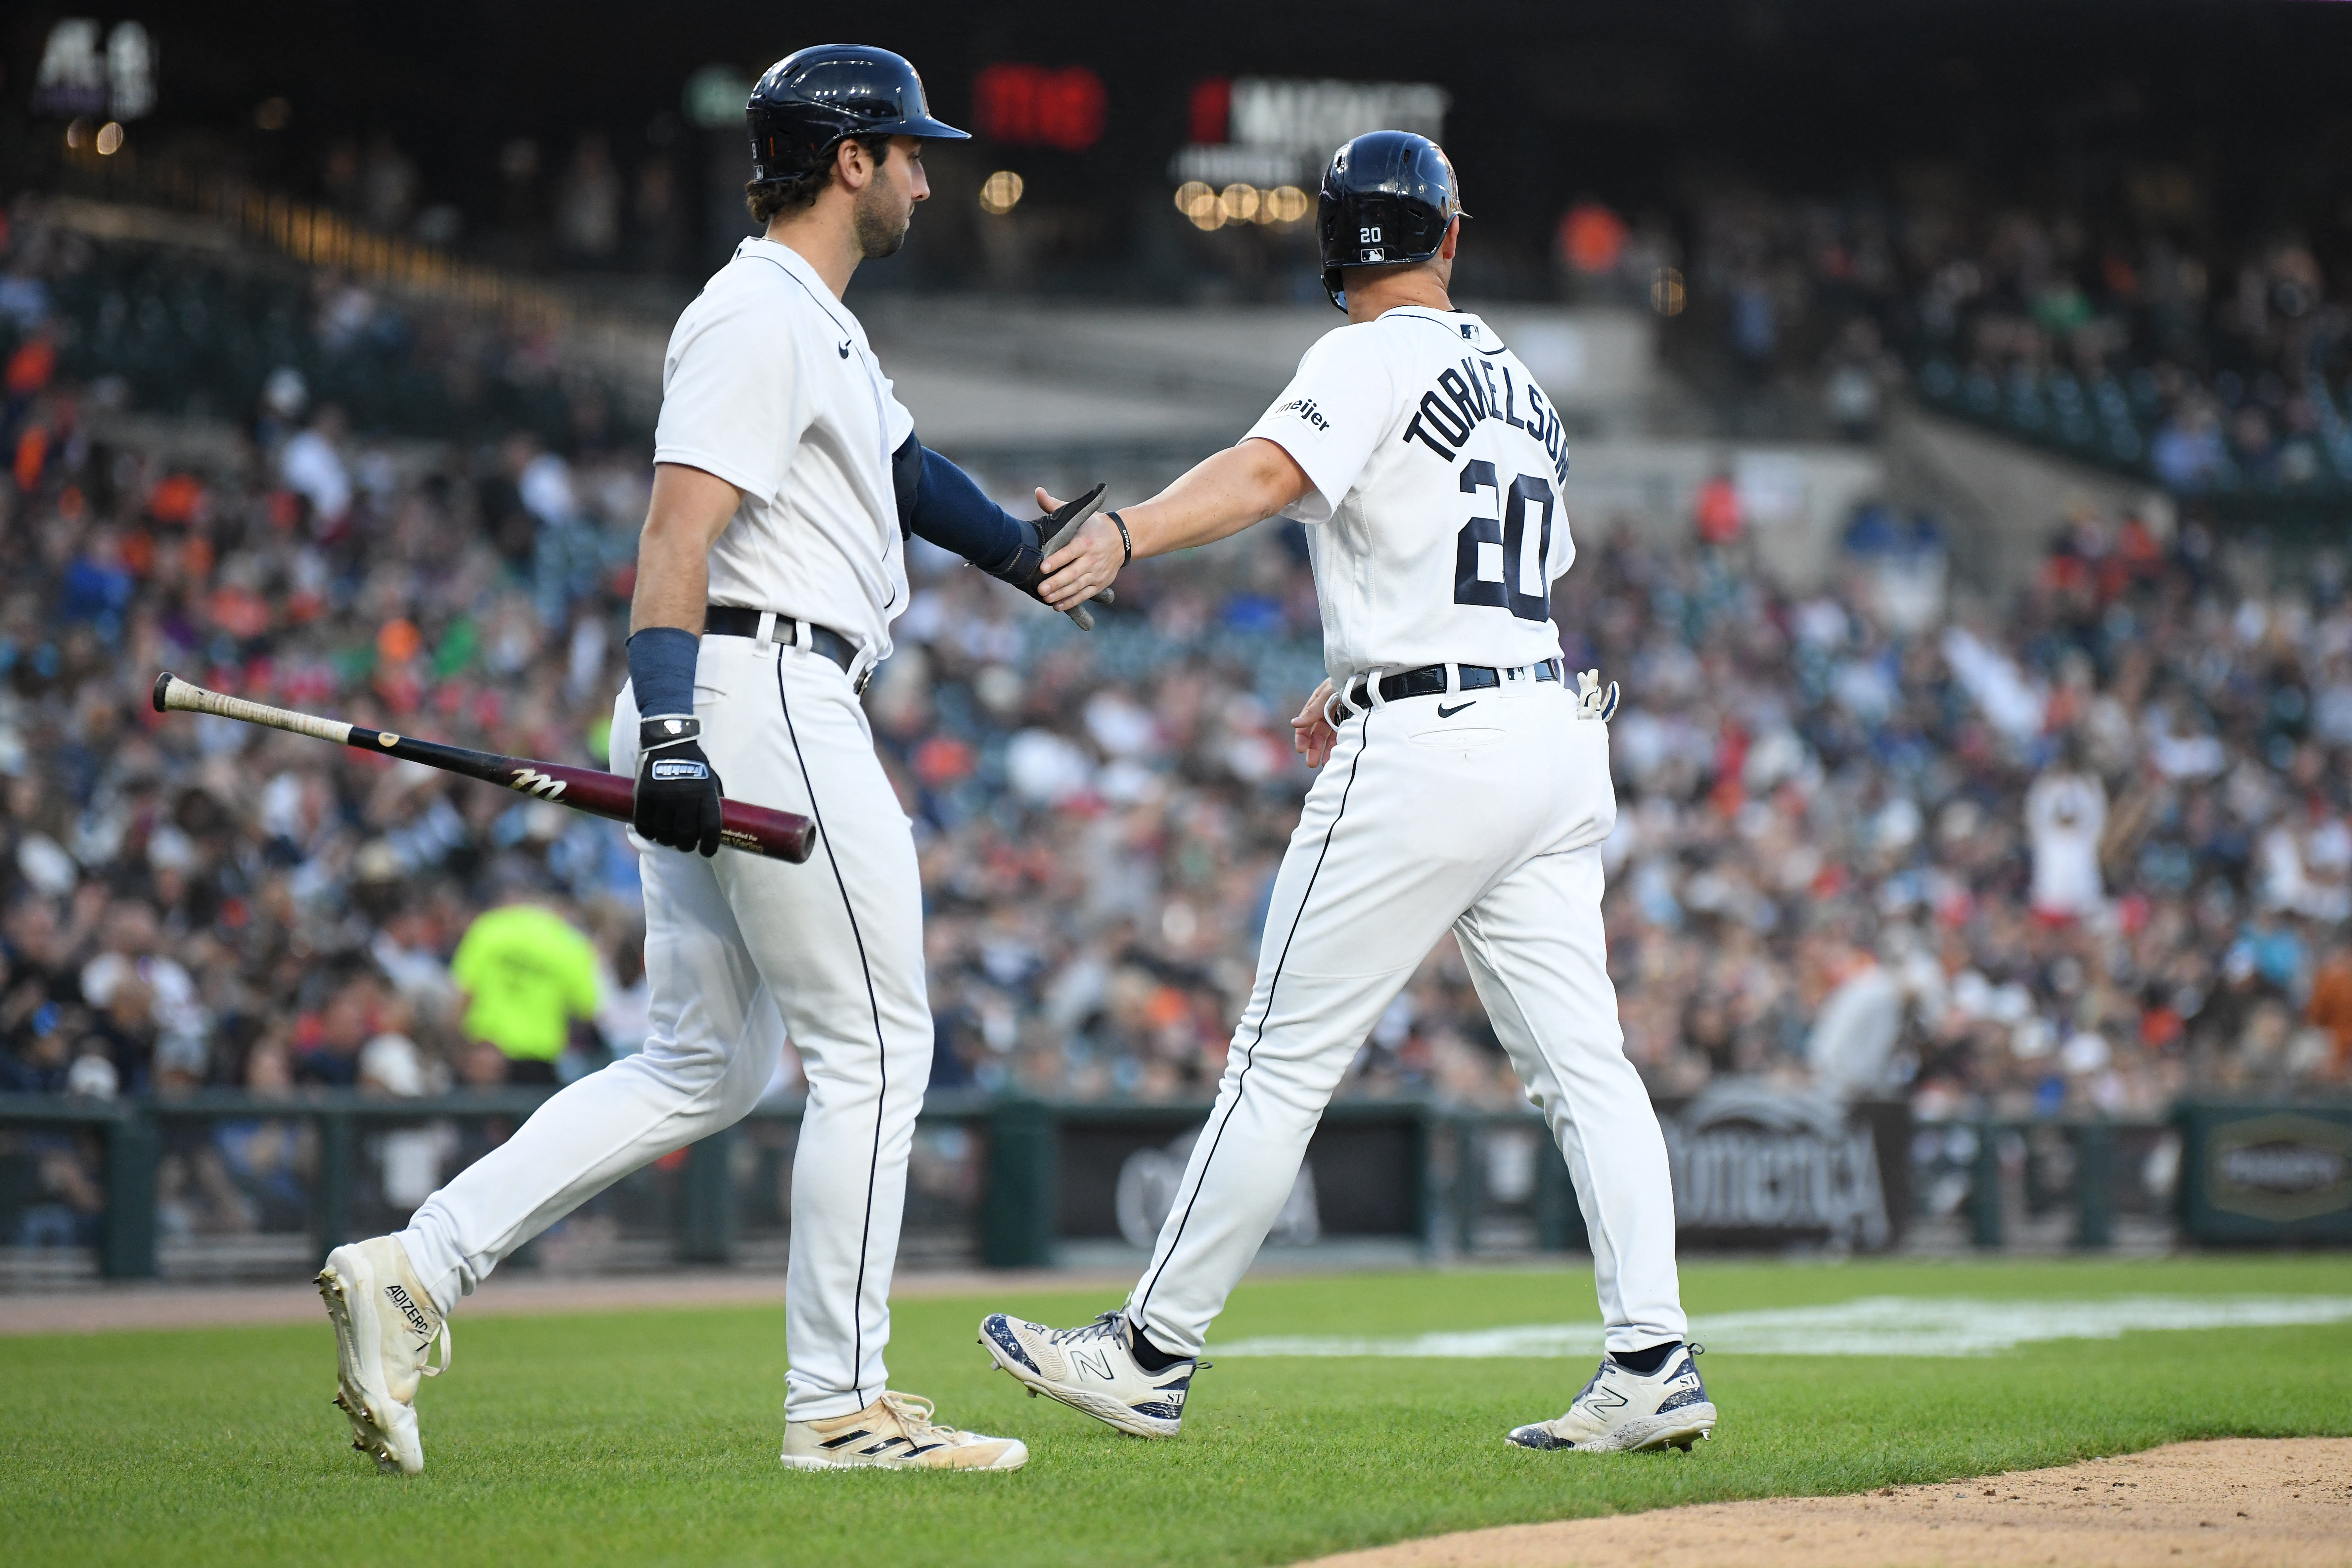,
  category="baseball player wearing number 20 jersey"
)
[313,47,1111,1477]
[981,132,1716,1455]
